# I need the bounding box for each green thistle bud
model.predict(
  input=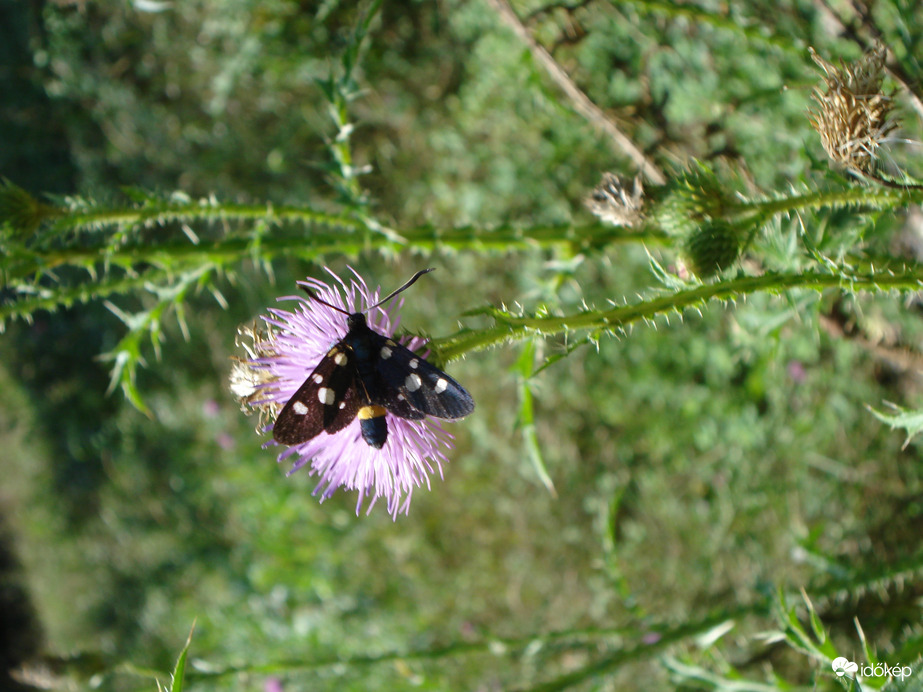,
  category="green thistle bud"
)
[683,220,741,278]
[0,180,53,237]
[649,164,729,238]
